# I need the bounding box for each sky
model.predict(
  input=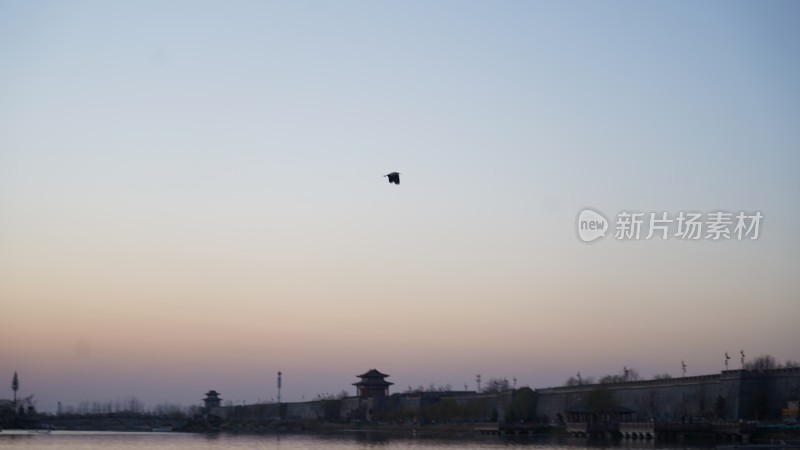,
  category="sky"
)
[1,0,799,412]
